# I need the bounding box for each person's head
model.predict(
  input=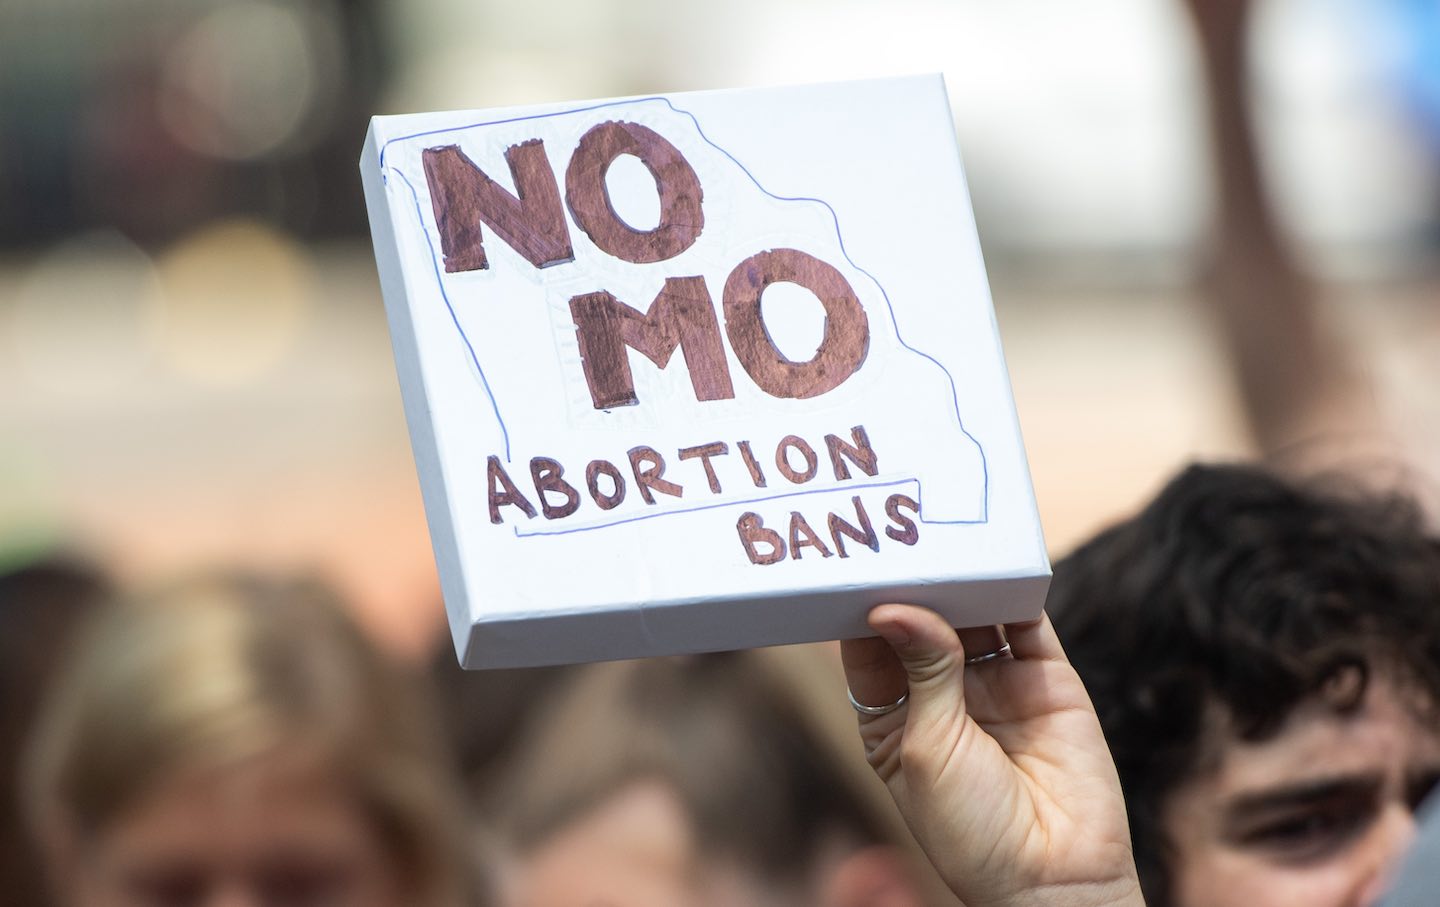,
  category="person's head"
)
[1,557,111,907]
[25,573,479,907]
[1049,463,1440,907]
[484,651,929,907]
